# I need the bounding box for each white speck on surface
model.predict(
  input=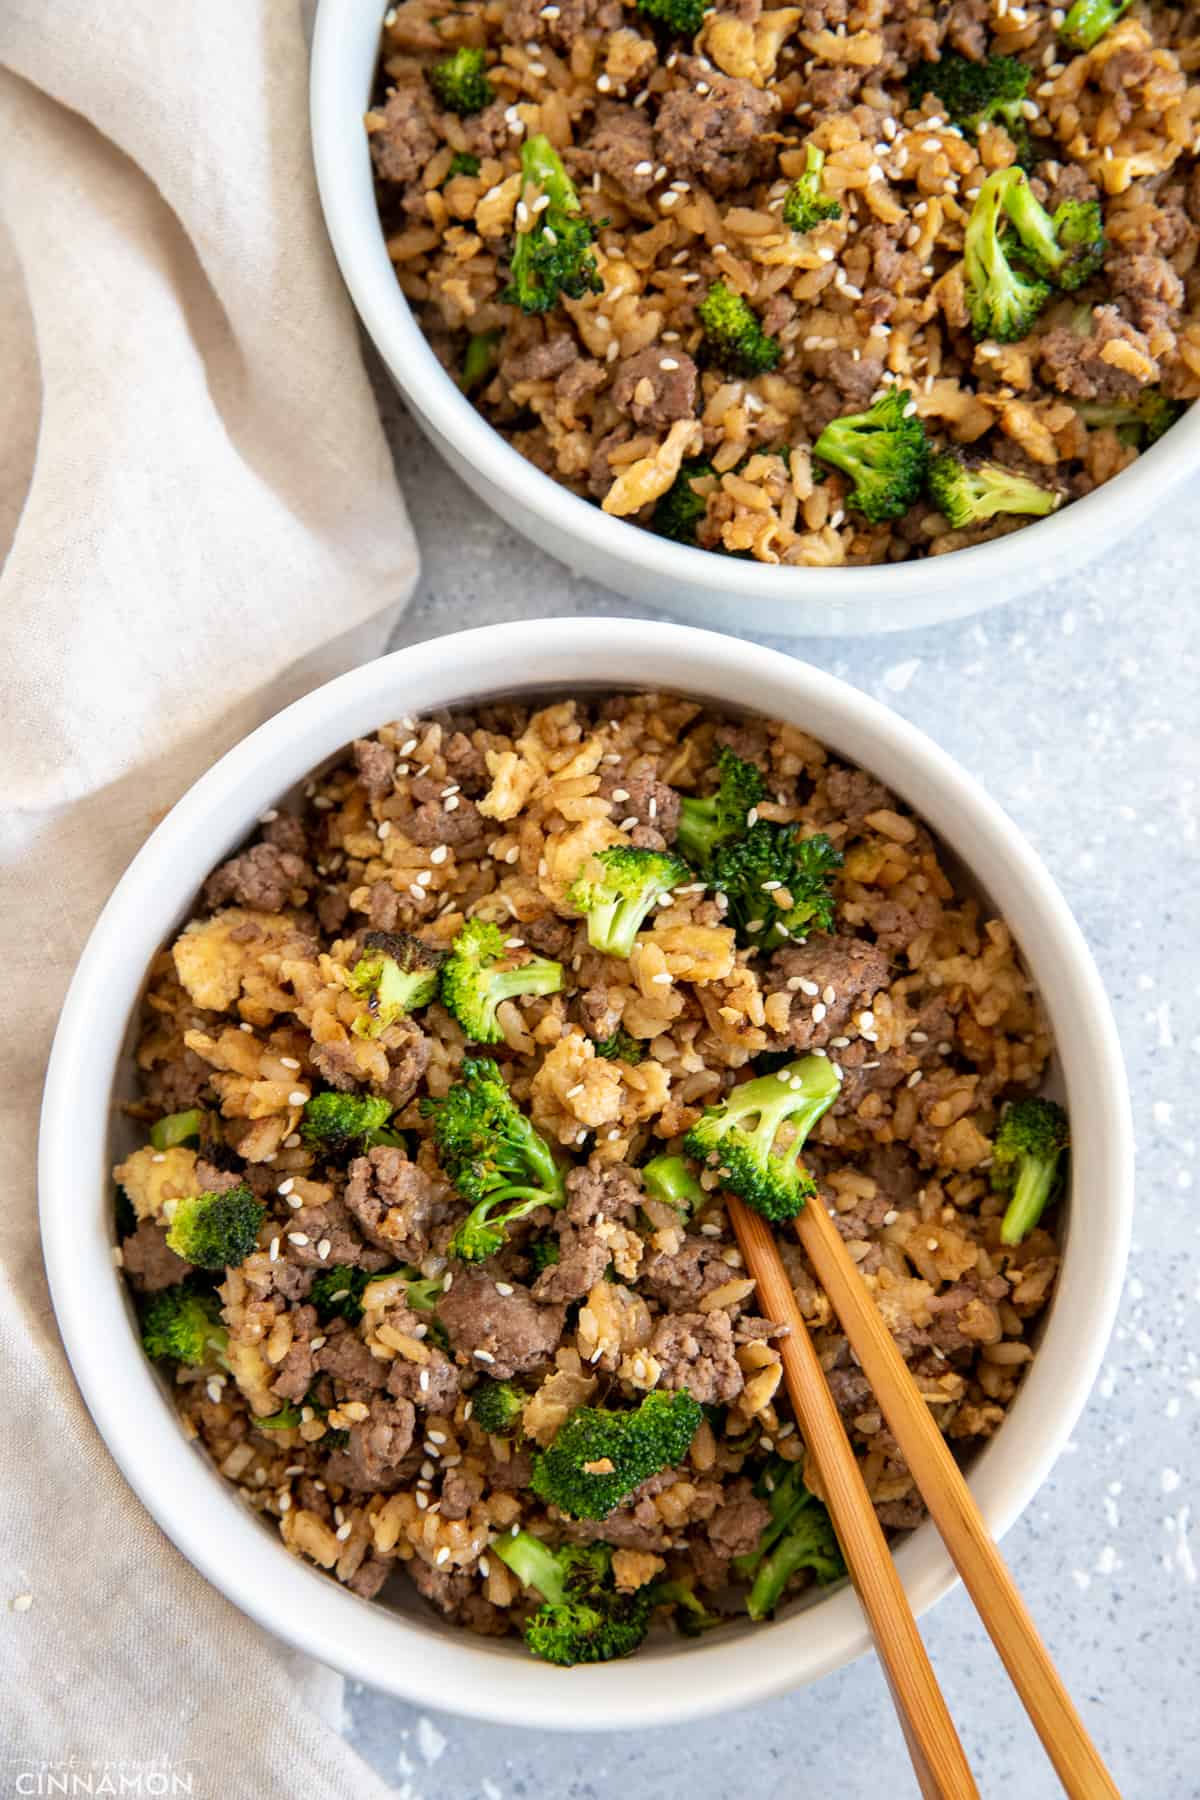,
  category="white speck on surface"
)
[1152,1101,1172,1126]
[1162,1468,1181,1493]
[1169,1508,1196,1584]
[1104,1495,1120,1530]
[1165,1396,1181,1419]
[1152,1002,1174,1049]
[11,1593,32,1612]
[1070,1569,1090,1591]
[416,1717,448,1765]
[883,658,920,693]
[482,1781,504,1800]
[1095,1545,1118,1575]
